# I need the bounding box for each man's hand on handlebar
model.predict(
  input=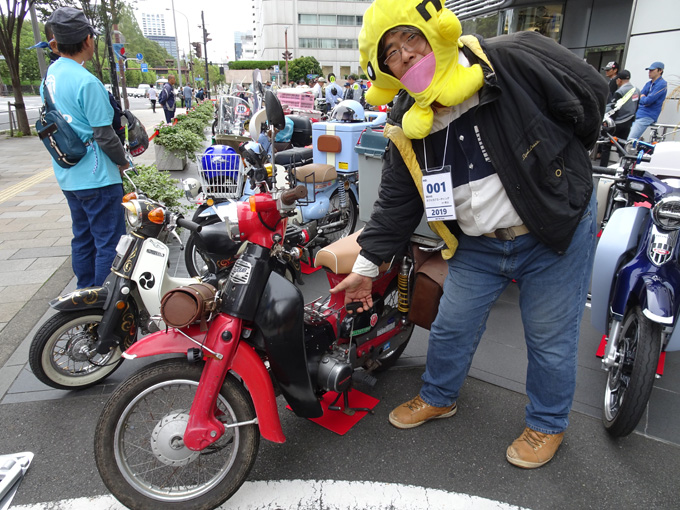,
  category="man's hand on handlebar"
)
[330,272,373,313]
